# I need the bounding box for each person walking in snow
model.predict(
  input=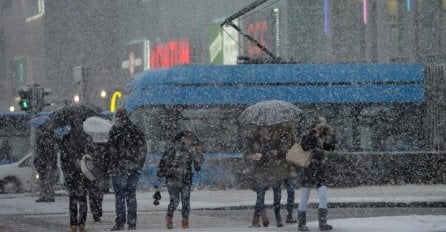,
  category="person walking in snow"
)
[297,117,337,231]
[34,124,59,202]
[60,119,96,232]
[244,122,296,228]
[157,130,204,229]
[108,108,147,231]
